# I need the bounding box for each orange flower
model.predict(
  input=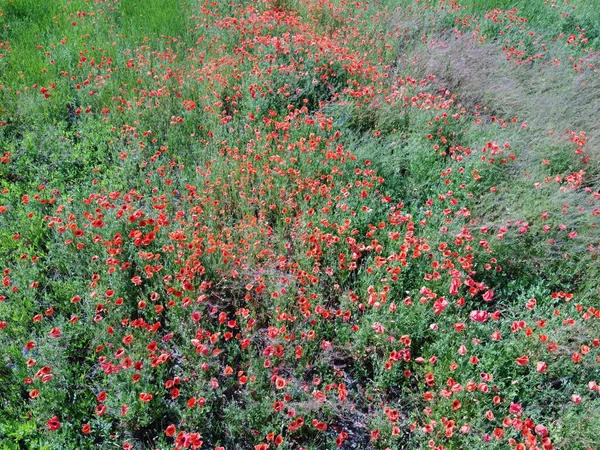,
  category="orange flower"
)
[515,355,529,366]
